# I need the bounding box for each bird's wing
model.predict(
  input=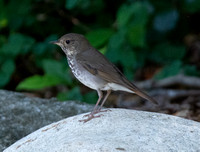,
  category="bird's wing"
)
[76,48,158,105]
[76,48,143,94]
[76,48,129,86]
